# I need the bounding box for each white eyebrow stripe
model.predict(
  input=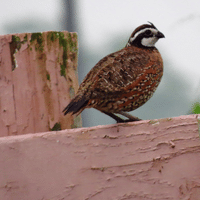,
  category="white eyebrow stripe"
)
[130,28,158,43]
